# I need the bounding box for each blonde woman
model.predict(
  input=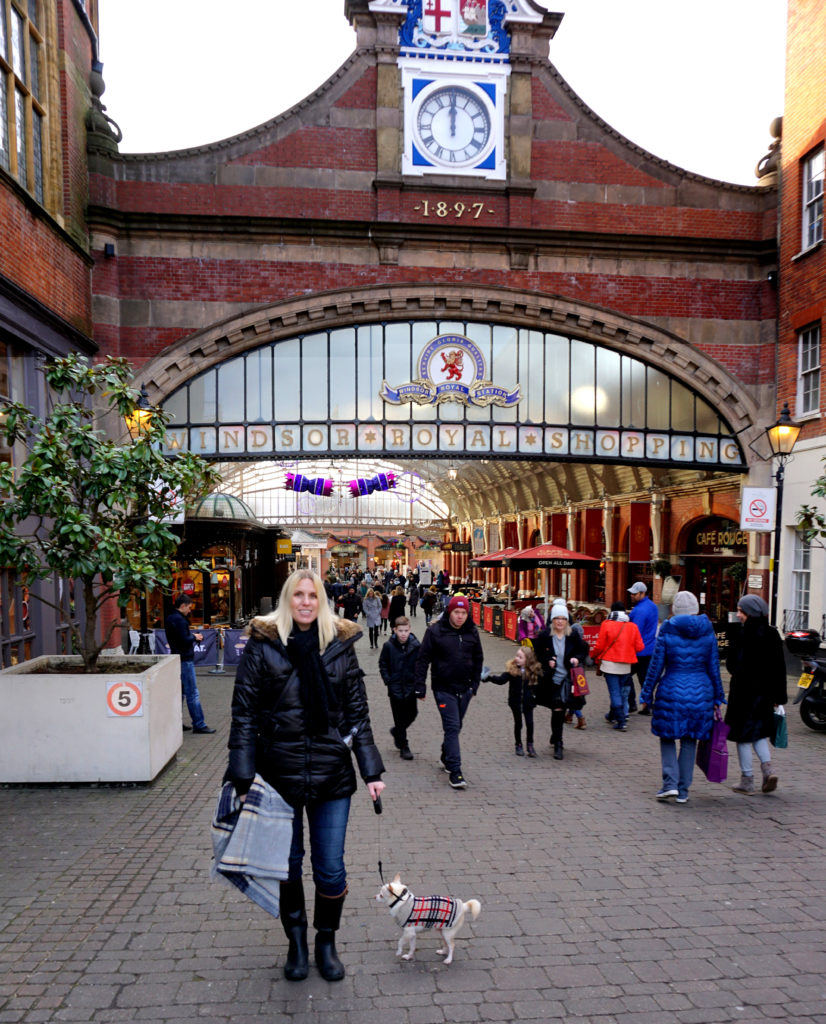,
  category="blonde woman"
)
[362,587,382,649]
[226,570,385,982]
